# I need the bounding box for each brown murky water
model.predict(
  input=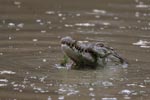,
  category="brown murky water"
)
[0,0,150,100]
